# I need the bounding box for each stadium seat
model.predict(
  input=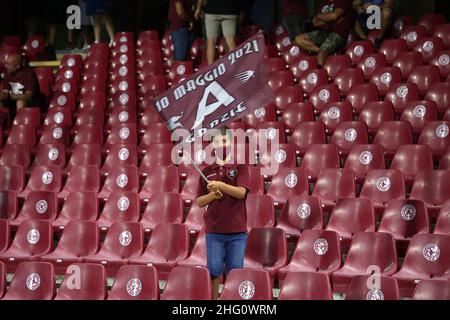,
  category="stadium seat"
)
[274,86,304,112]
[319,101,354,134]
[52,192,98,229]
[244,228,288,281]
[414,37,445,64]
[97,192,140,231]
[34,67,54,99]
[418,121,450,158]
[54,263,106,300]
[6,125,36,147]
[184,205,206,235]
[278,272,333,300]
[2,262,55,300]
[42,220,100,274]
[425,82,450,115]
[98,166,139,200]
[323,55,352,80]
[283,44,303,66]
[0,261,4,299]
[346,83,379,115]
[430,51,450,80]
[401,100,439,135]
[59,166,100,199]
[344,144,386,184]
[346,41,374,65]
[11,191,58,227]
[139,123,172,147]
[393,234,450,297]
[300,144,340,181]
[419,14,445,36]
[298,69,328,97]
[0,144,31,169]
[264,57,286,73]
[369,66,402,96]
[20,165,62,198]
[161,266,213,300]
[220,269,273,300]
[378,199,429,244]
[278,229,341,283]
[357,53,388,80]
[0,220,53,271]
[76,106,105,126]
[345,275,400,300]
[0,165,24,193]
[49,92,76,111]
[65,144,101,173]
[373,121,413,159]
[408,65,441,96]
[141,192,183,232]
[0,191,17,222]
[108,265,159,300]
[32,144,66,169]
[290,56,318,80]
[0,219,9,253]
[23,35,45,60]
[179,230,207,268]
[332,232,398,293]
[309,84,340,114]
[281,102,315,133]
[266,167,309,207]
[410,170,450,218]
[106,107,138,129]
[268,71,294,91]
[72,124,104,145]
[334,68,364,96]
[331,121,369,156]
[390,145,434,186]
[291,122,327,156]
[131,223,190,280]
[400,25,428,50]
[13,107,41,130]
[412,280,450,300]
[393,51,424,80]
[379,39,408,64]
[140,166,180,201]
[440,146,450,170]
[102,144,138,176]
[360,169,406,213]
[39,125,70,147]
[246,194,275,231]
[433,23,450,49]
[167,61,193,85]
[359,101,395,135]
[258,143,297,172]
[84,222,144,276]
[244,104,277,128]
[385,83,420,115]
[313,169,356,211]
[239,166,265,195]
[103,124,138,151]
